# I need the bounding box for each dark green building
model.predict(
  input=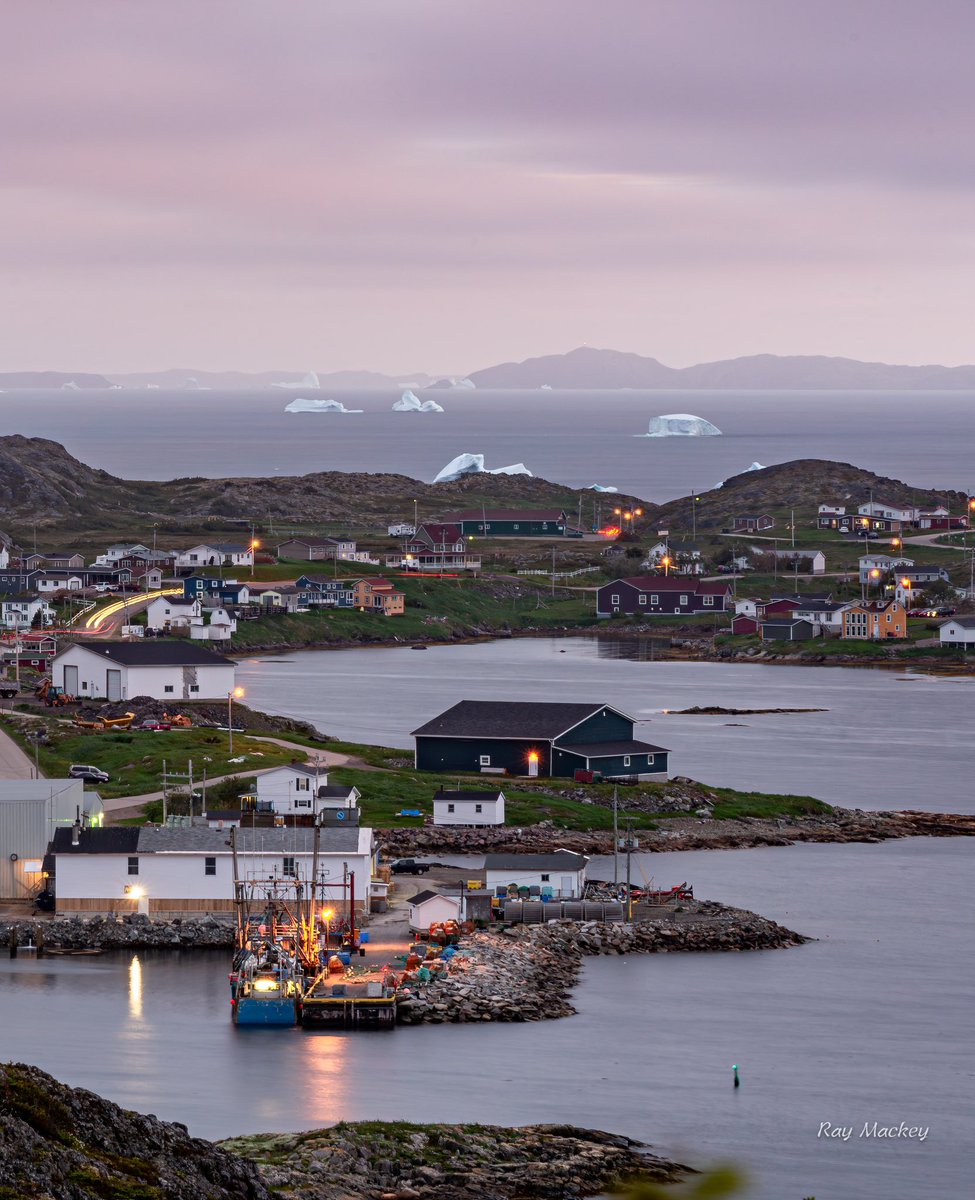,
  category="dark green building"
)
[439,508,571,537]
[412,700,669,781]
